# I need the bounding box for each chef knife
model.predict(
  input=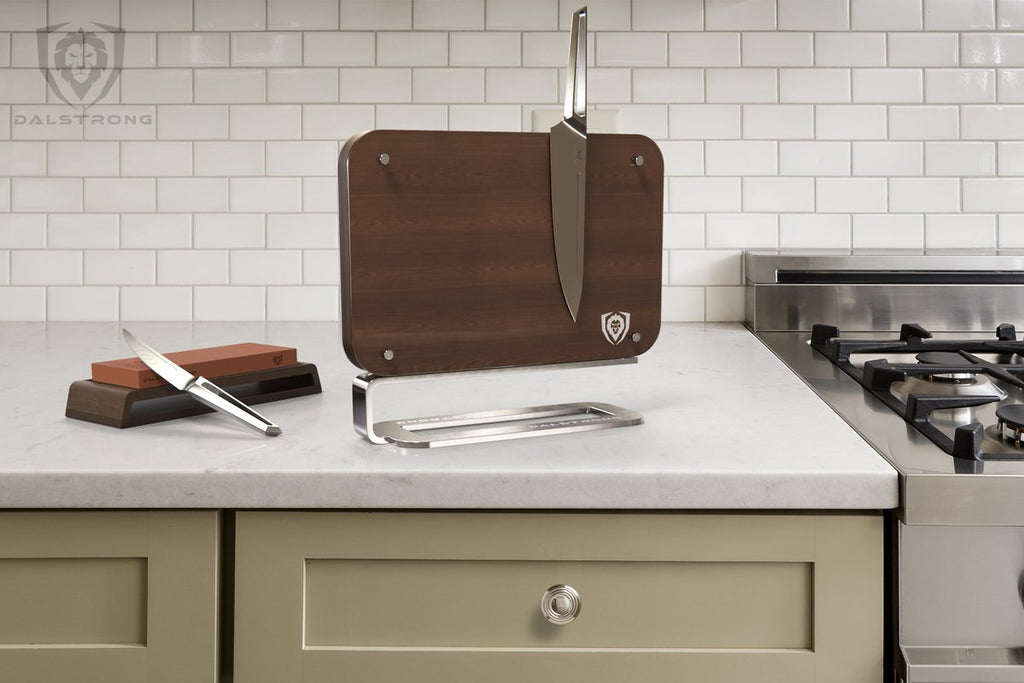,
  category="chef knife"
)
[122,328,282,436]
[550,5,587,323]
